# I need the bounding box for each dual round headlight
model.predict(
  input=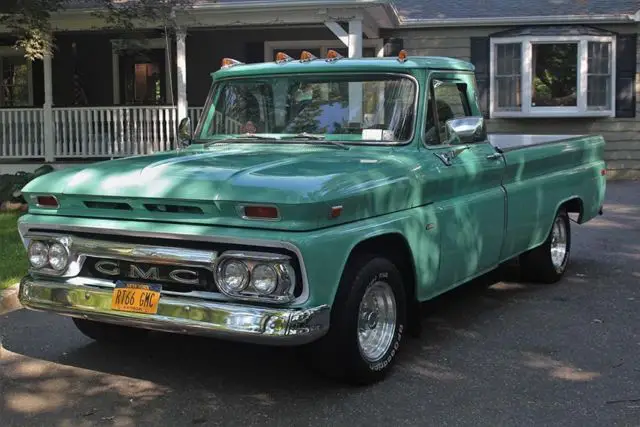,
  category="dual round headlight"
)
[217,259,279,296]
[28,240,69,272]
